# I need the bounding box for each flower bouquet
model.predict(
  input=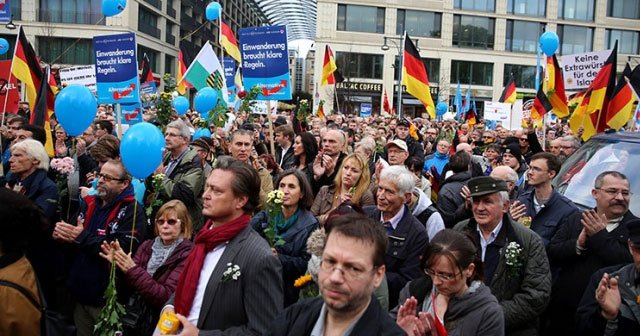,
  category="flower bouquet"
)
[505,241,523,277]
[146,173,165,217]
[50,157,75,219]
[264,190,286,247]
